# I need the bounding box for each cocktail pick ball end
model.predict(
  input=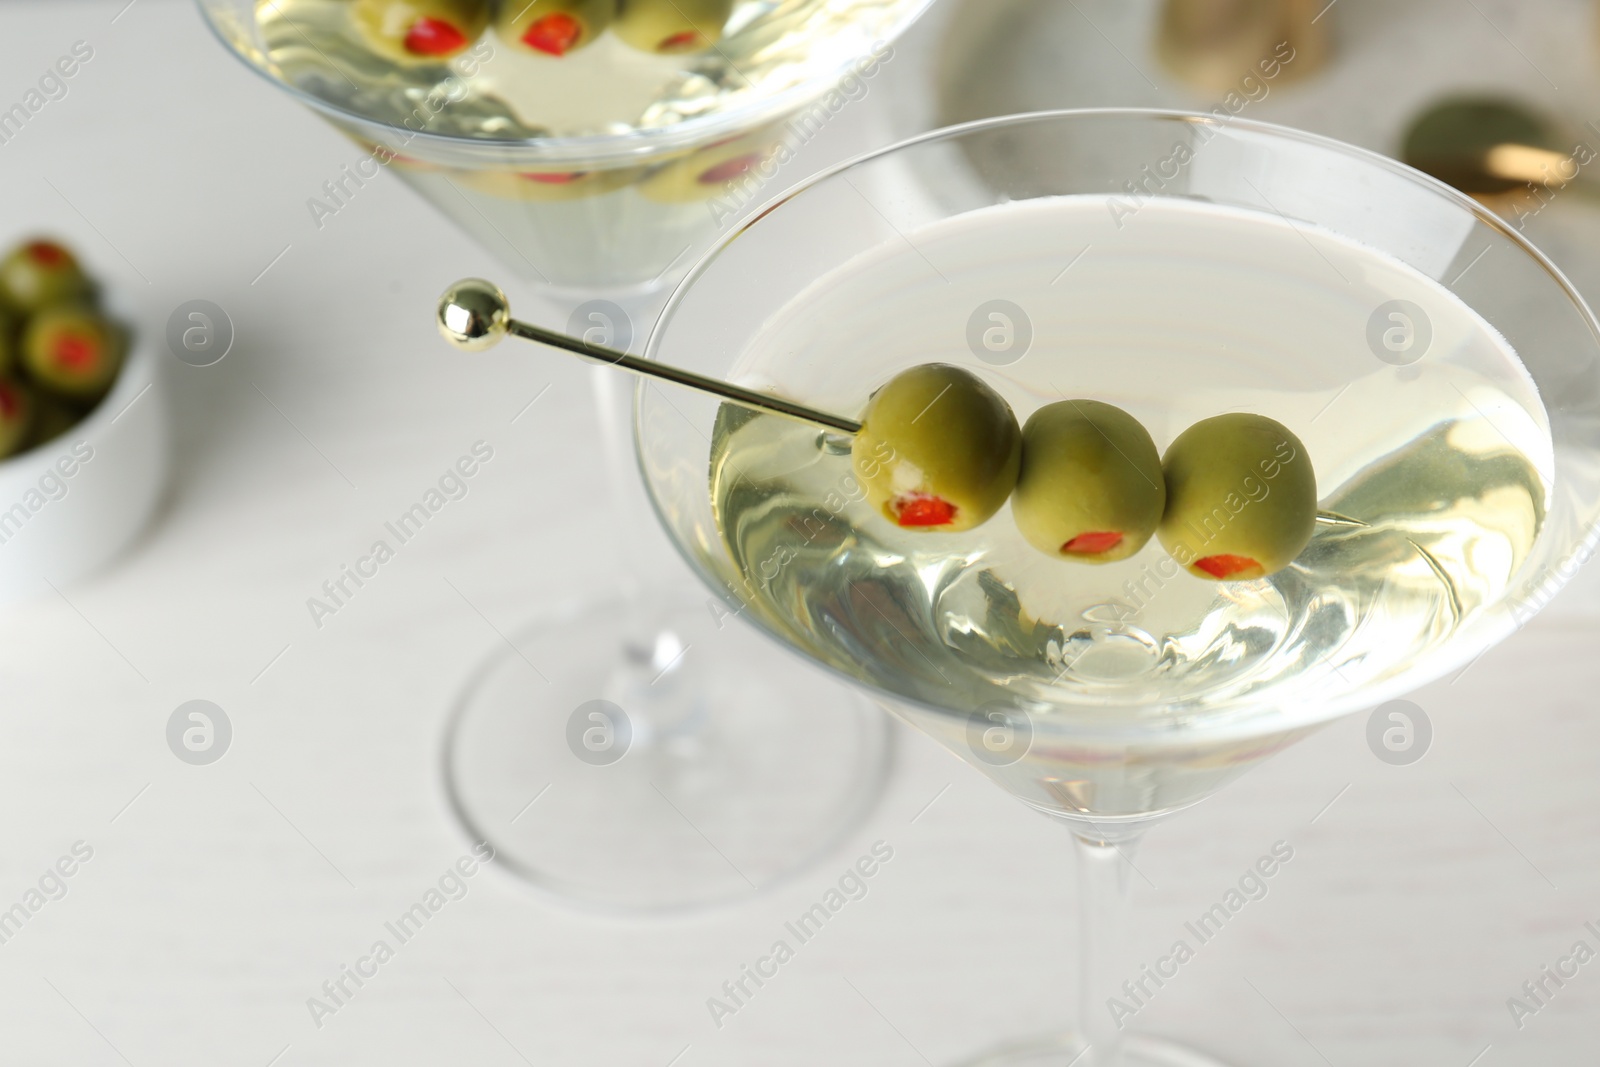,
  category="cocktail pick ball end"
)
[438,278,511,351]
